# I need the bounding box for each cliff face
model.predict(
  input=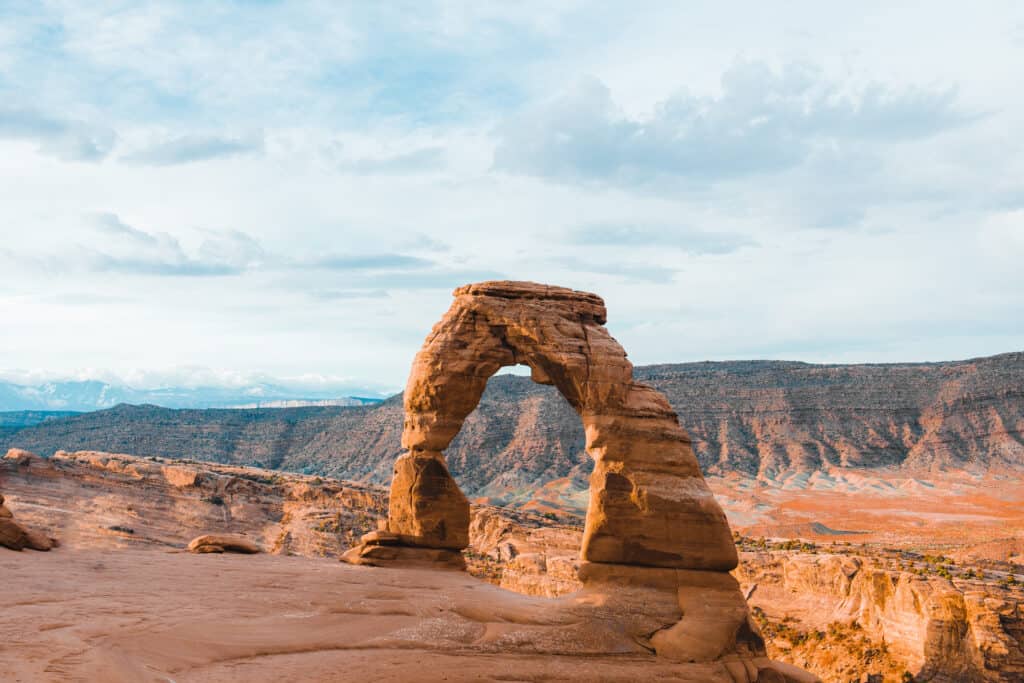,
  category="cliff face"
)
[734,552,1024,683]
[464,514,1024,683]
[643,354,1024,476]
[4,353,1023,507]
